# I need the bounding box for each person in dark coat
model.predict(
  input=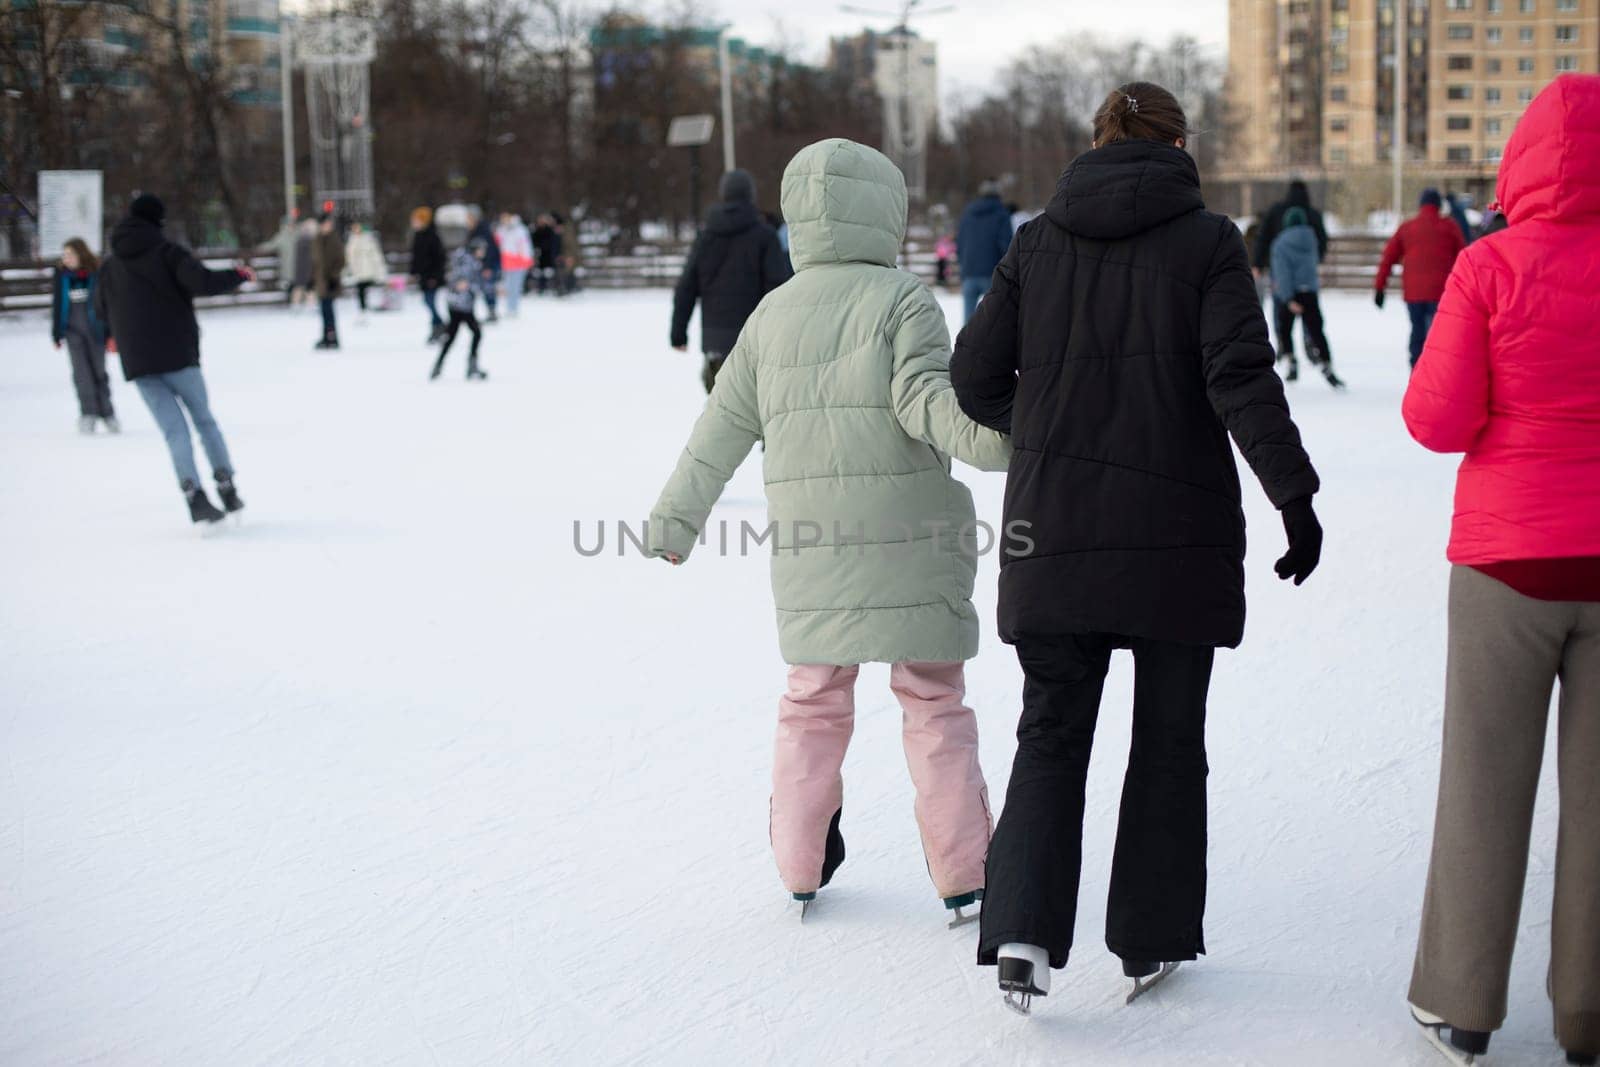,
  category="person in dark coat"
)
[670,169,793,393]
[1252,179,1329,358]
[956,178,1014,322]
[310,213,344,350]
[532,214,562,295]
[51,237,117,433]
[467,208,502,322]
[950,83,1323,1009]
[93,194,254,524]
[409,207,447,342]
